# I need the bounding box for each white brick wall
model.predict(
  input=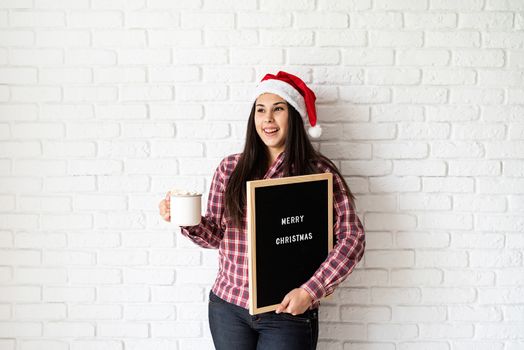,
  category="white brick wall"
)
[0,0,523,349]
